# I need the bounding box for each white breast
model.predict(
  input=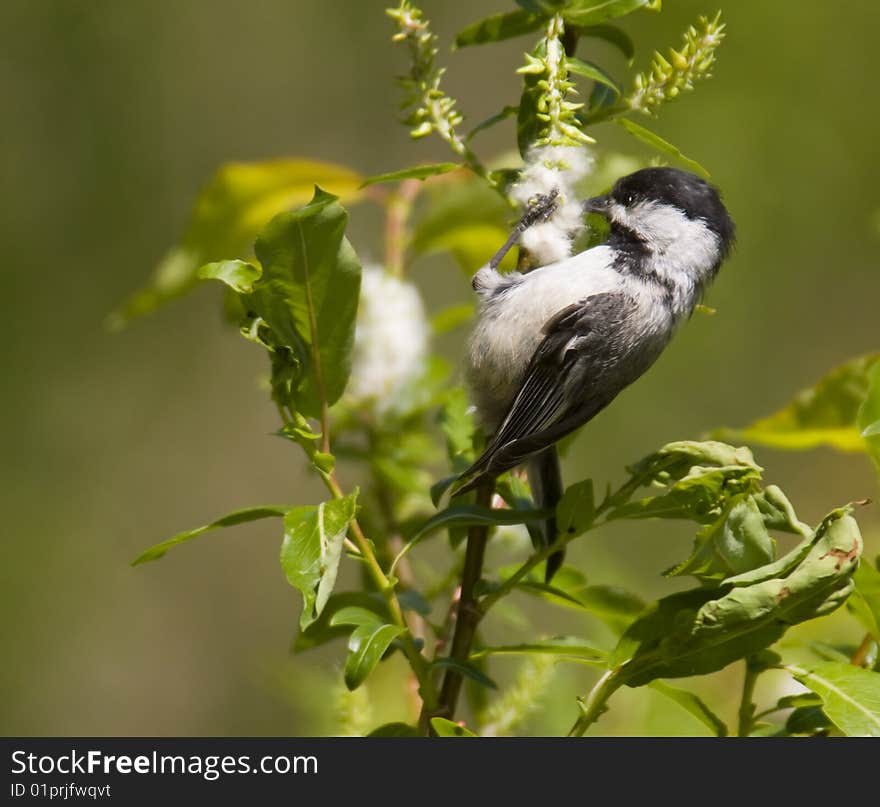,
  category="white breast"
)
[467,246,620,427]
